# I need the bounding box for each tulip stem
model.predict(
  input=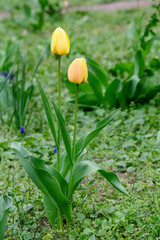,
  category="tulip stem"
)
[57,55,63,231]
[57,55,61,172]
[72,84,79,163]
[58,210,63,231]
[68,84,79,199]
